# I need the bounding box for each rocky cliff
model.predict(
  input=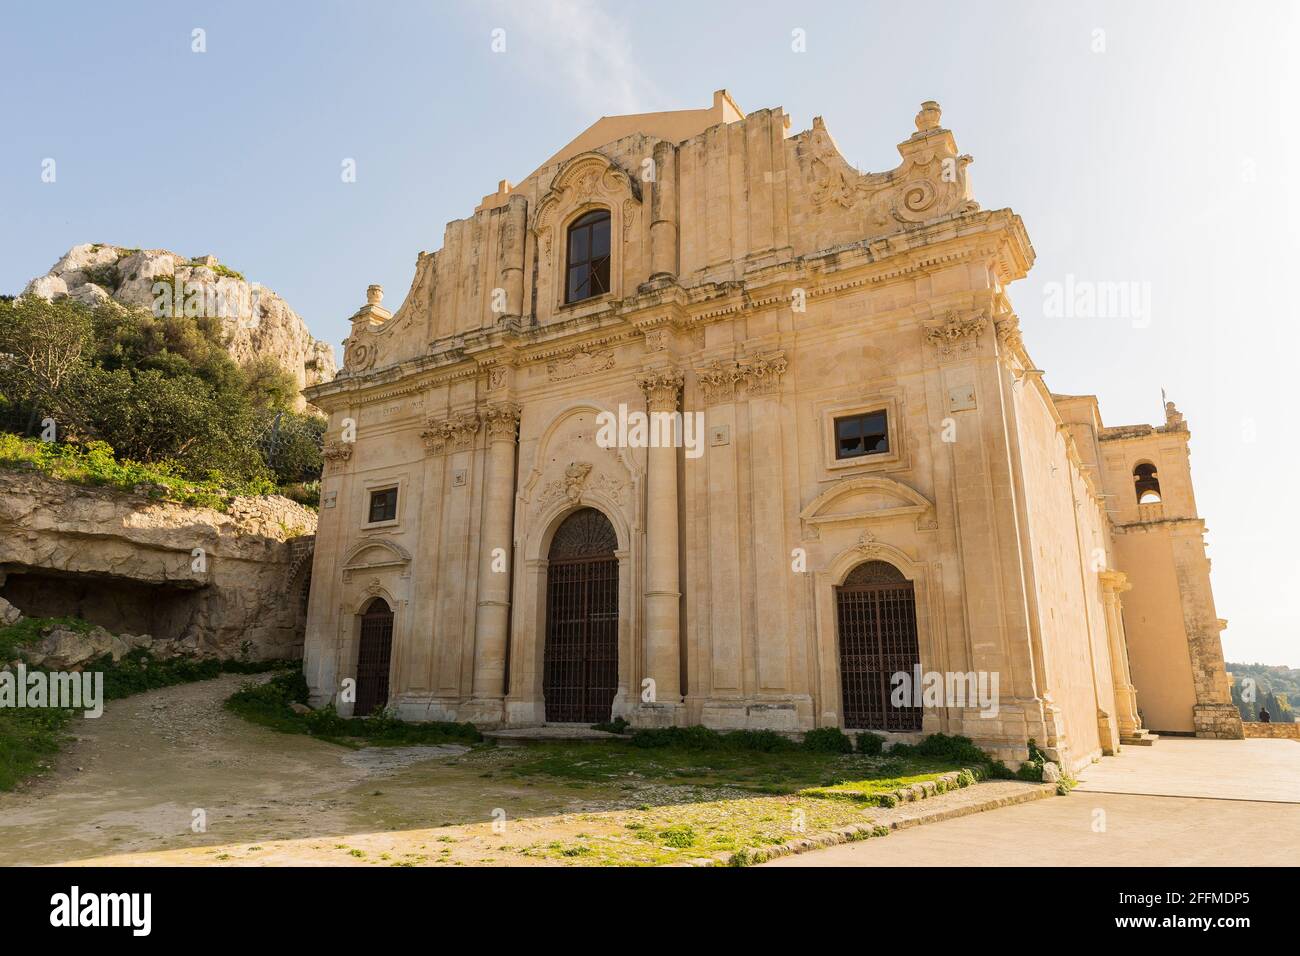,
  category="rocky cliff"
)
[0,468,318,660]
[23,243,336,411]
